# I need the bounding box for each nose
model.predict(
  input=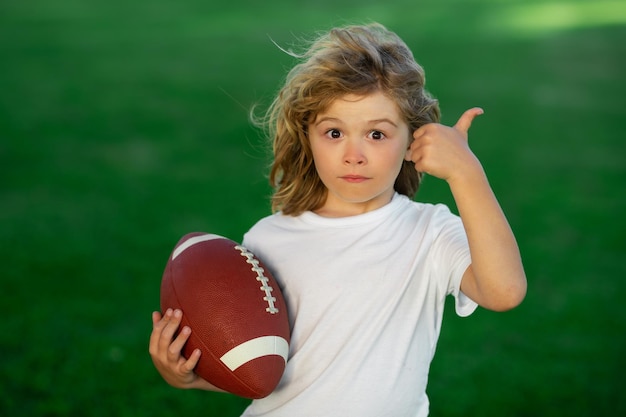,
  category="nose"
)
[343,138,367,165]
